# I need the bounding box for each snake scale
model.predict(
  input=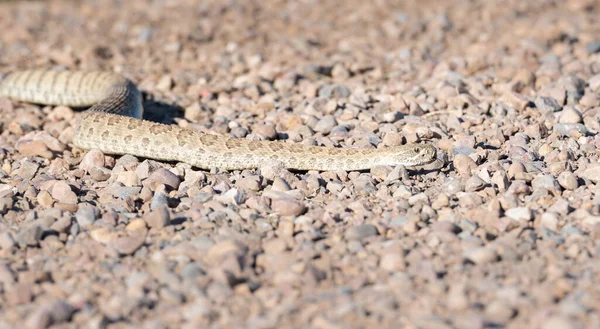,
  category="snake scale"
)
[0,70,437,171]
